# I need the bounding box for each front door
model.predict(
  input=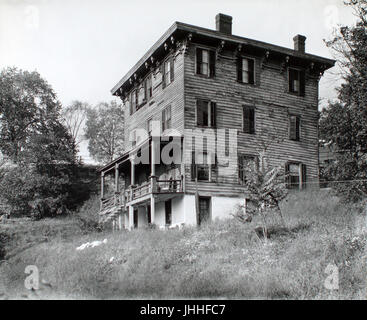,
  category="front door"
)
[198,196,211,225]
